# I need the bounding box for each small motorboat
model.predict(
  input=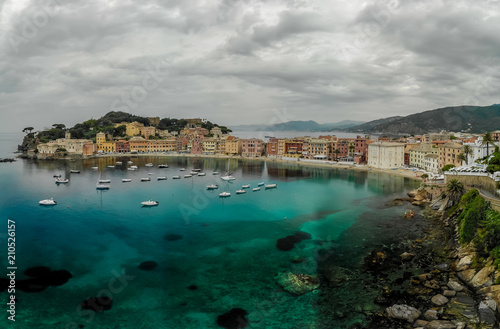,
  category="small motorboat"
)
[172,176,181,179]
[145,163,154,167]
[141,200,159,207]
[219,192,231,197]
[265,184,277,189]
[221,175,236,181]
[39,198,57,206]
[193,169,202,172]
[242,184,250,189]
[91,167,98,170]
[127,161,133,164]
[257,182,264,186]
[207,184,219,190]
[141,177,151,182]
[122,179,132,182]
[253,187,260,191]
[157,177,167,180]
[98,179,111,183]
[158,164,168,168]
[148,172,154,175]
[96,183,110,190]
[53,174,62,178]
[116,161,122,165]
[107,165,115,168]
[236,190,246,194]
[127,168,136,171]
[180,168,186,171]
[70,170,80,173]
[130,165,138,169]
[55,178,69,184]
[198,173,206,176]
[190,171,198,175]
[213,172,219,175]
[184,174,192,178]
